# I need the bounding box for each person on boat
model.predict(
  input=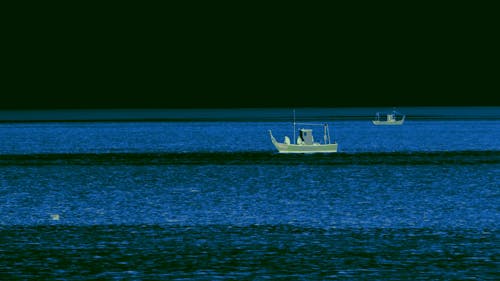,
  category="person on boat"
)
[297,130,304,145]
